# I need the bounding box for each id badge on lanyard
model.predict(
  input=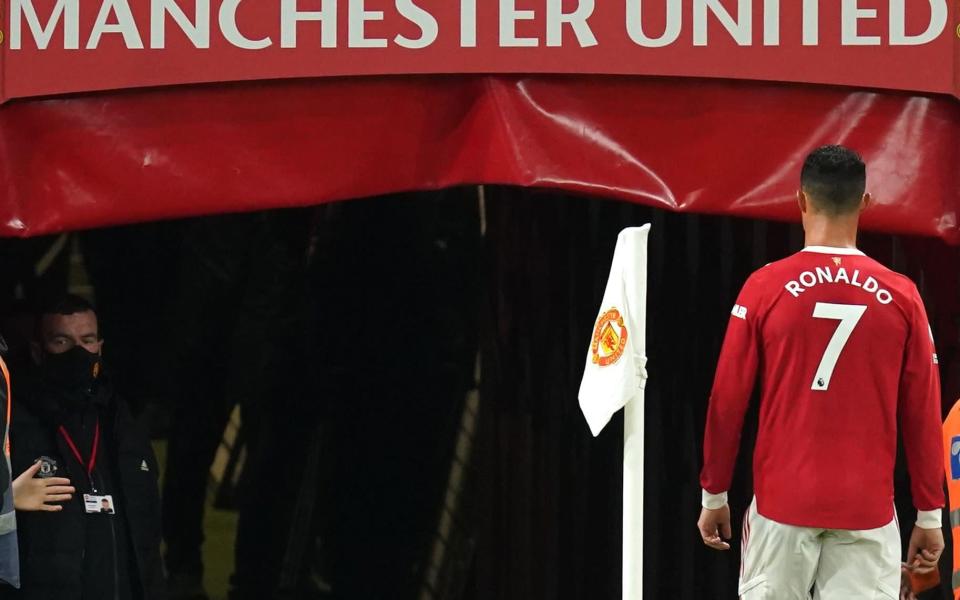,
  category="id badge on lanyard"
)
[59,420,117,515]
